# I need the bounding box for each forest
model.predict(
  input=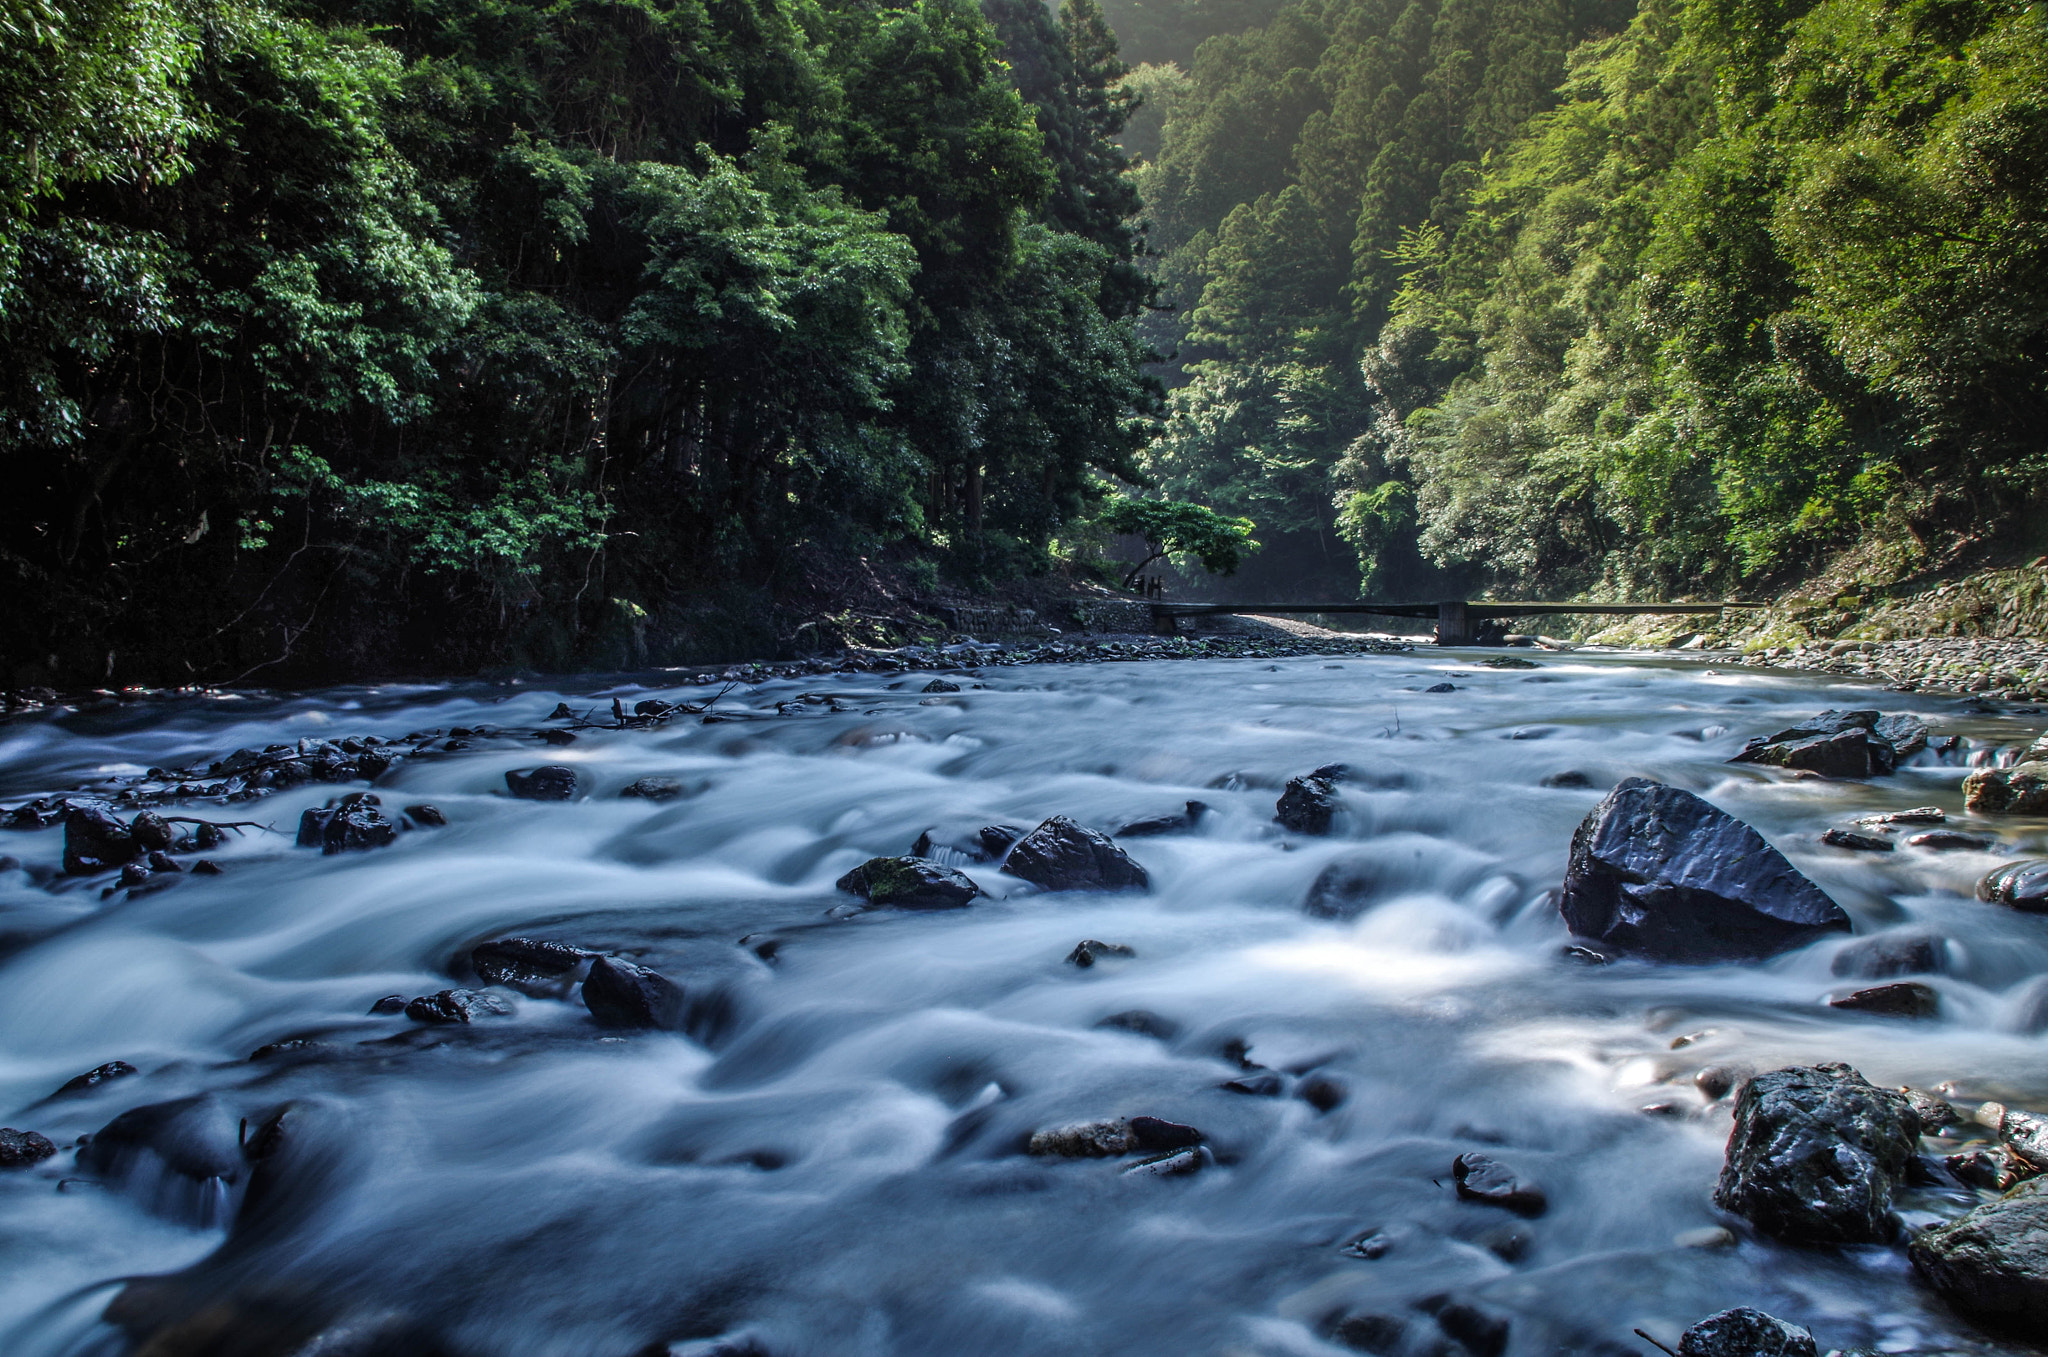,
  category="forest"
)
[3,0,2044,682]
